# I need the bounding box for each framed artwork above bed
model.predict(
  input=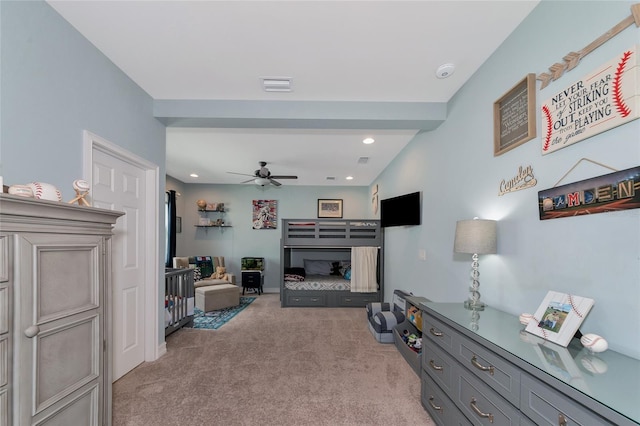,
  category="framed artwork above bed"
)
[318,199,343,218]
